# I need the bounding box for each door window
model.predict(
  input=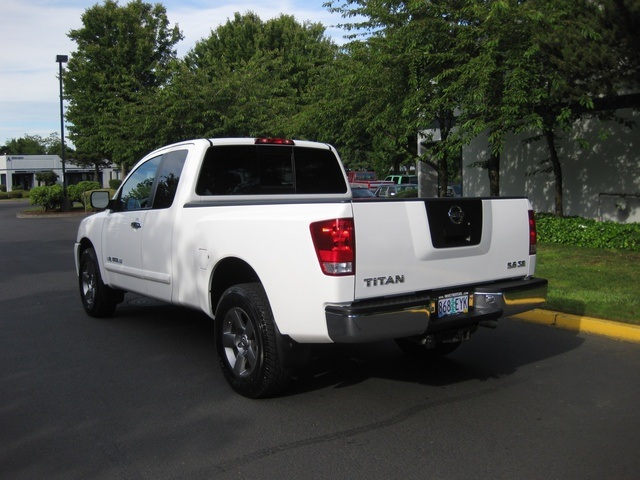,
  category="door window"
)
[115,149,187,212]
[116,156,162,211]
[153,150,188,209]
